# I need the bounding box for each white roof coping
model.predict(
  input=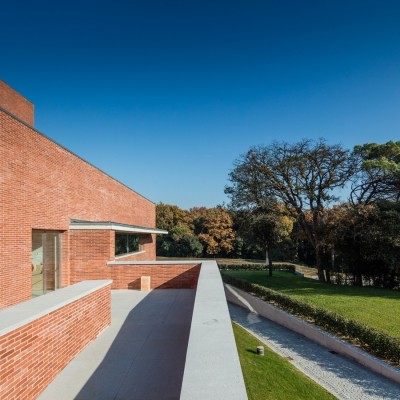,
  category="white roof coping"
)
[180,261,248,399]
[107,260,201,266]
[69,220,168,235]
